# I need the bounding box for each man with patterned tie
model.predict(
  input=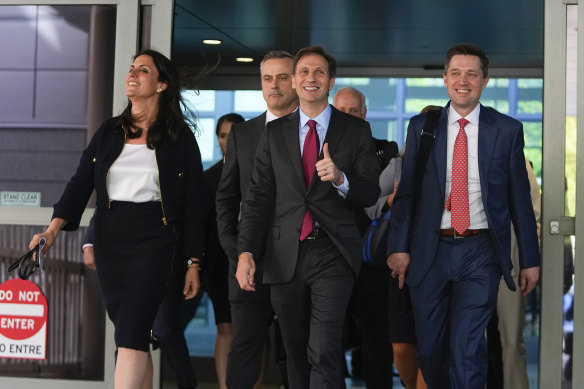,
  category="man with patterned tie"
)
[386,43,540,389]
[236,46,380,388]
